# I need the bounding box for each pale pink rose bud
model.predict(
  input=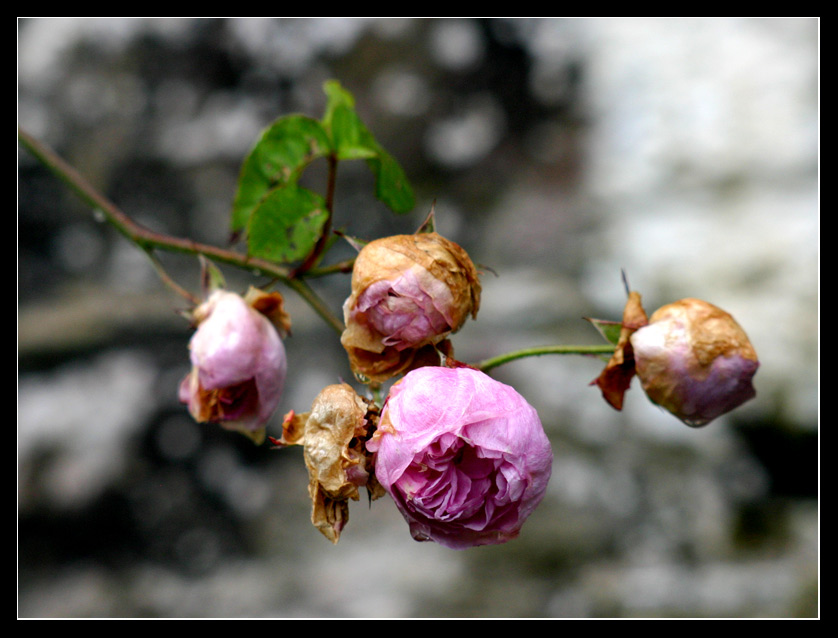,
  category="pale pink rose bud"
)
[367,366,553,549]
[341,232,481,383]
[629,298,759,427]
[178,289,288,444]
